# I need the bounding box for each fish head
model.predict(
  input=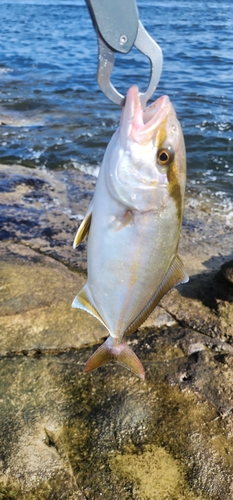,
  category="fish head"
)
[106,85,186,217]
